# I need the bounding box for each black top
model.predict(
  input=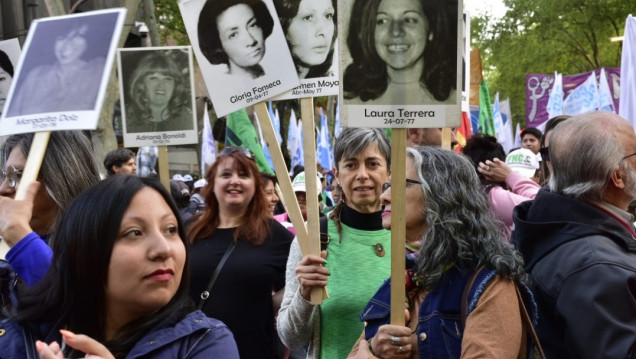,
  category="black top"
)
[188,219,294,359]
